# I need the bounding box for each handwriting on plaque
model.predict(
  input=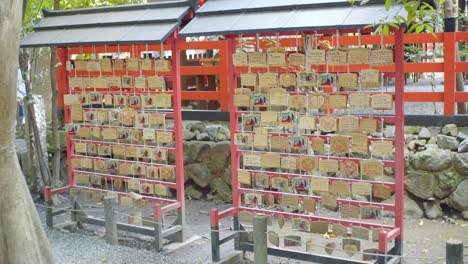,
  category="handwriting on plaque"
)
[333,224,348,237]
[343,238,361,257]
[339,115,360,132]
[371,140,393,156]
[349,93,371,108]
[281,156,297,170]
[319,159,339,174]
[329,94,347,109]
[260,153,281,168]
[147,76,164,90]
[234,94,251,107]
[360,118,379,134]
[337,73,358,89]
[288,53,305,67]
[268,52,286,66]
[329,181,351,195]
[330,136,350,154]
[348,48,369,64]
[279,73,296,88]
[270,93,288,106]
[308,94,326,109]
[298,116,316,130]
[352,226,370,240]
[371,49,393,66]
[322,193,338,210]
[319,116,337,132]
[310,177,329,193]
[373,184,393,200]
[341,160,360,178]
[268,231,280,247]
[270,136,289,151]
[253,132,268,149]
[352,182,372,196]
[281,194,299,207]
[307,49,326,65]
[341,204,360,218]
[241,73,257,87]
[360,69,380,88]
[260,111,278,126]
[248,52,267,67]
[259,73,278,88]
[311,137,325,153]
[157,131,173,144]
[300,156,318,172]
[243,154,261,167]
[327,49,347,65]
[371,94,393,110]
[303,197,316,212]
[289,95,307,109]
[233,51,248,66]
